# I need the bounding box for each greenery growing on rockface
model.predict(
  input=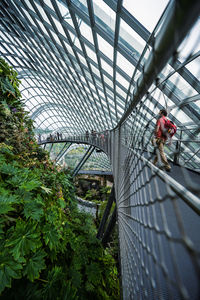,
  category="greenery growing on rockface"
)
[0,58,119,299]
